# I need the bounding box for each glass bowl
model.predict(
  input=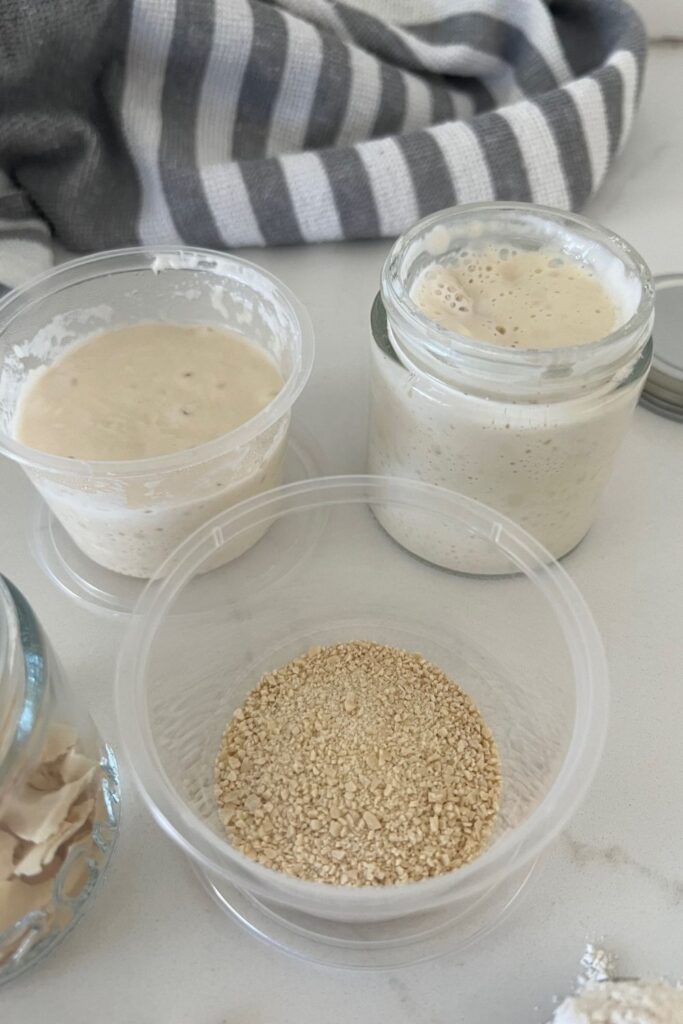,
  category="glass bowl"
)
[0,247,314,578]
[115,475,608,968]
